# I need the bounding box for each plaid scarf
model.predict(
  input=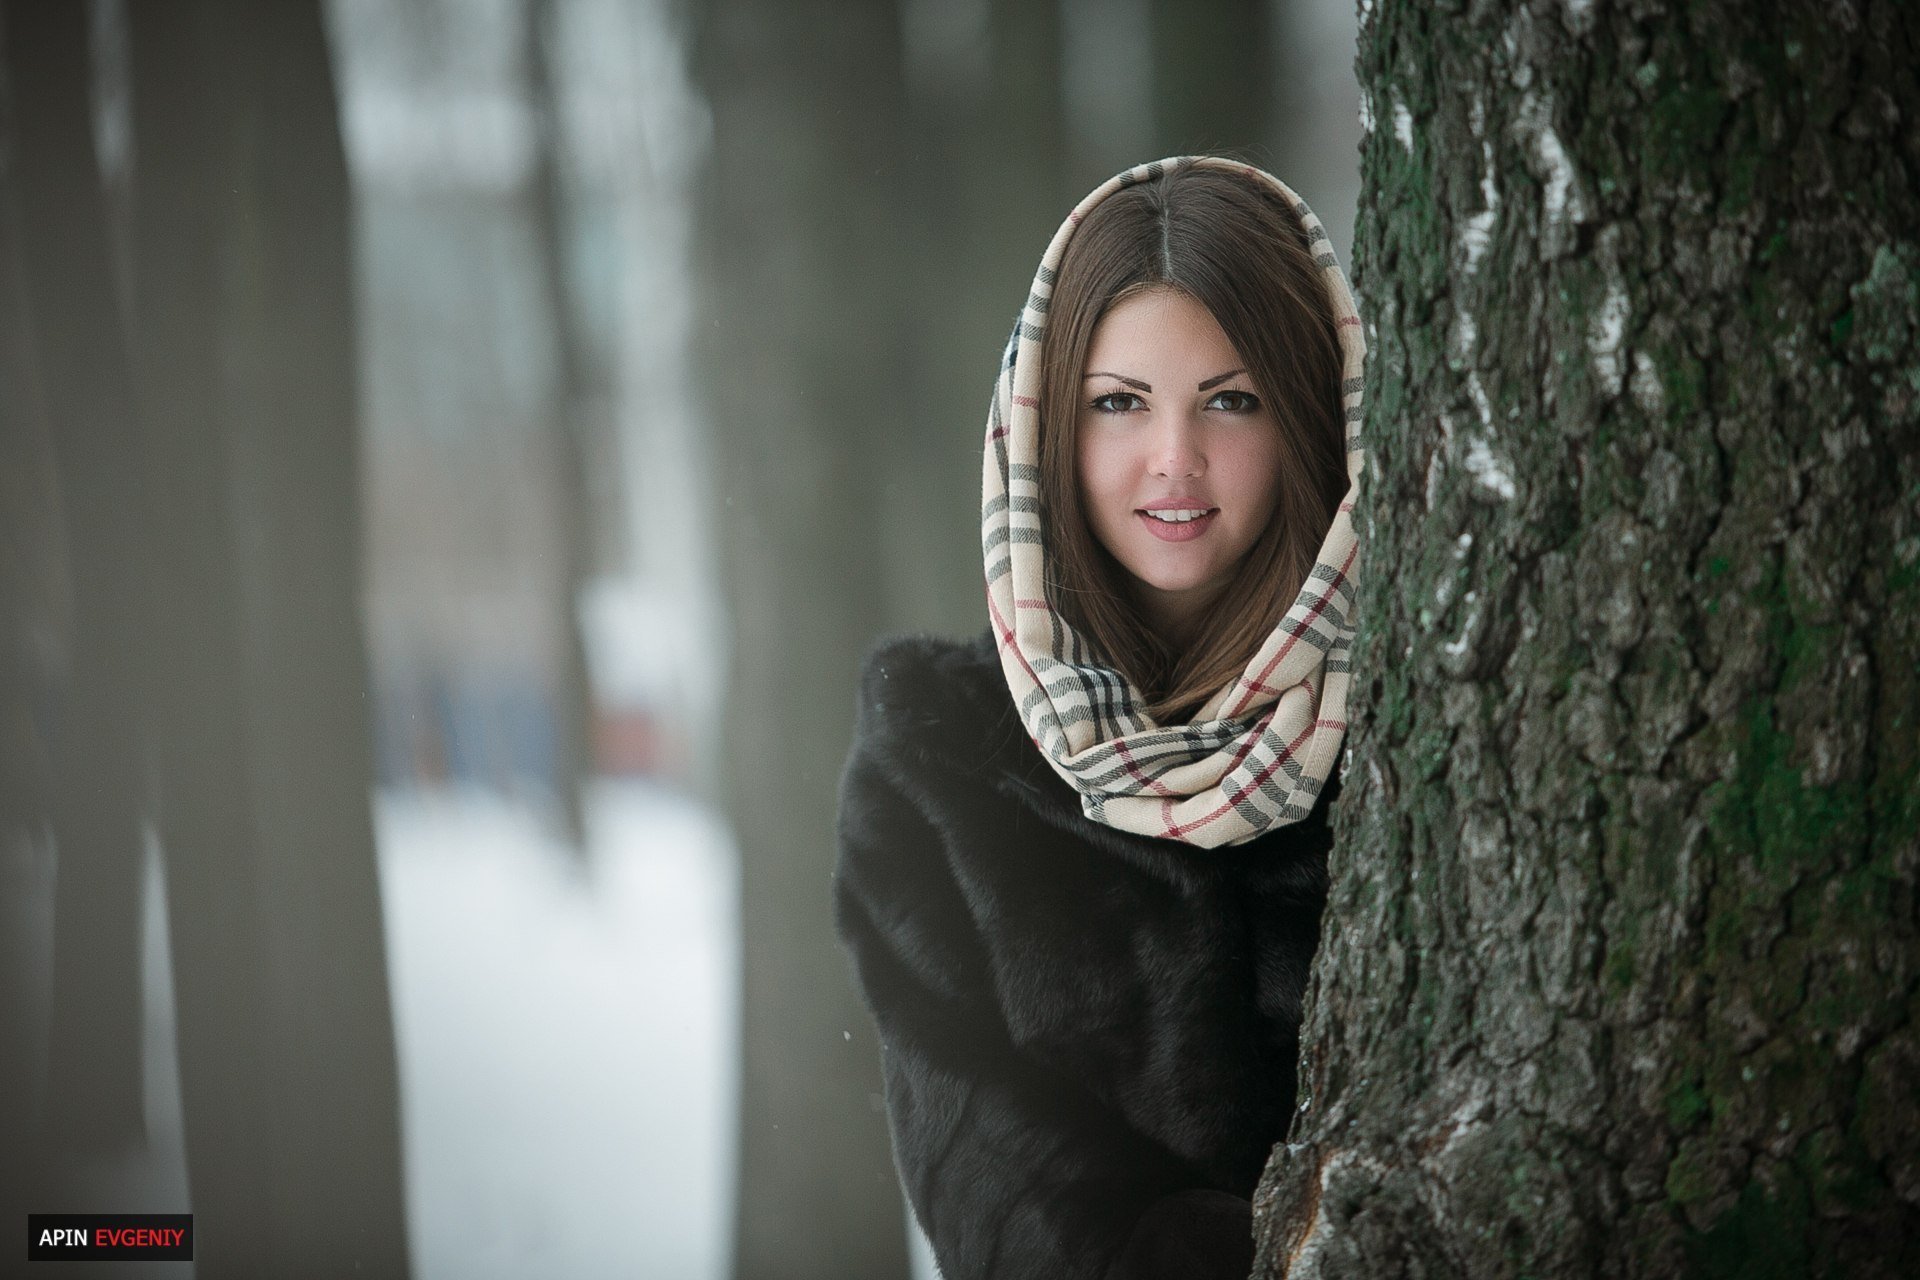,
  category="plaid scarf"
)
[981,157,1366,849]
